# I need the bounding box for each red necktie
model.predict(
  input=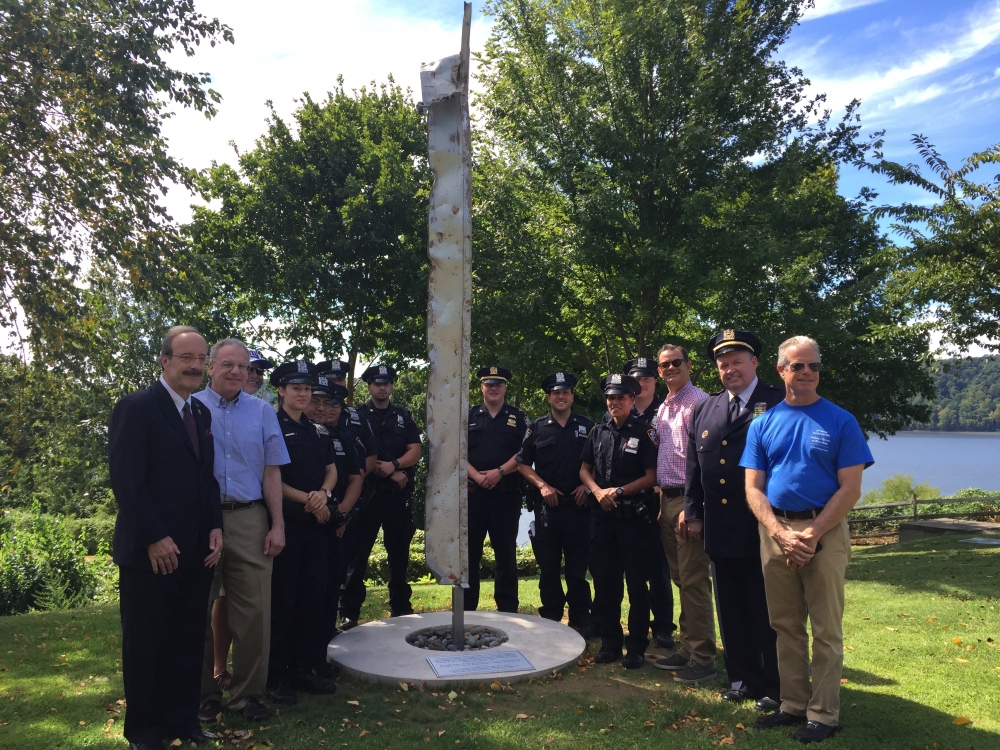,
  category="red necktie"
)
[183,402,201,459]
